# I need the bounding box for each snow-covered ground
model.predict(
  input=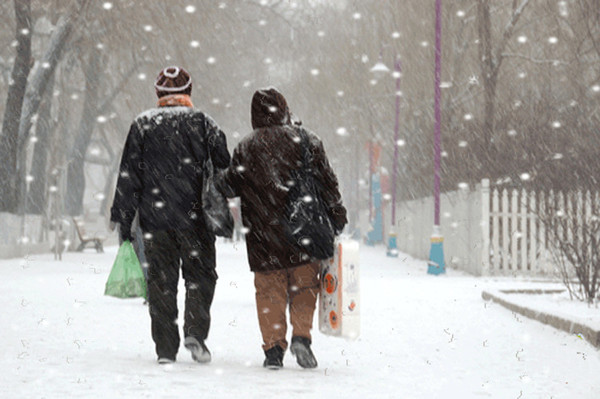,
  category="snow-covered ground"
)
[1,241,598,398]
